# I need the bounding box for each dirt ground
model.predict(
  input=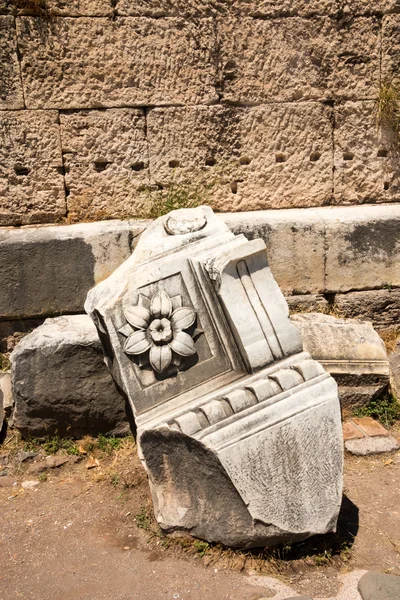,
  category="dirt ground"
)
[0,429,399,600]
